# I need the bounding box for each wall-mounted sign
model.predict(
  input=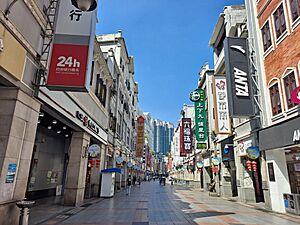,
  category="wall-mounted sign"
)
[180,121,186,157]
[5,164,17,183]
[204,158,210,167]
[214,76,231,133]
[246,146,260,160]
[116,156,124,164]
[222,144,234,161]
[291,86,300,104]
[267,162,275,182]
[193,89,207,142]
[293,129,300,142]
[181,118,193,154]
[47,0,96,91]
[189,89,201,102]
[224,37,254,117]
[238,140,252,157]
[196,143,207,149]
[196,162,203,169]
[88,144,100,157]
[76,111,100,134]
[212,157,220,166]
[136,116,145,158]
